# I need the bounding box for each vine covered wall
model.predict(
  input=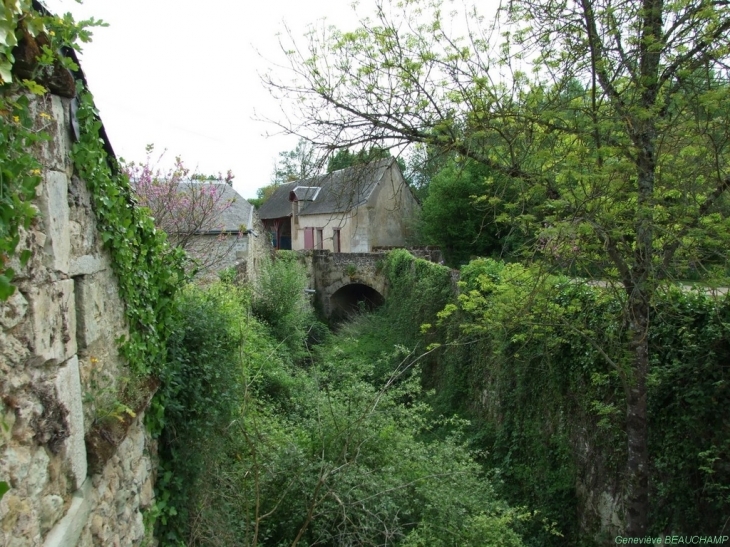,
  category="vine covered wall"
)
[379,251,730,545]
[1,4,186,545]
